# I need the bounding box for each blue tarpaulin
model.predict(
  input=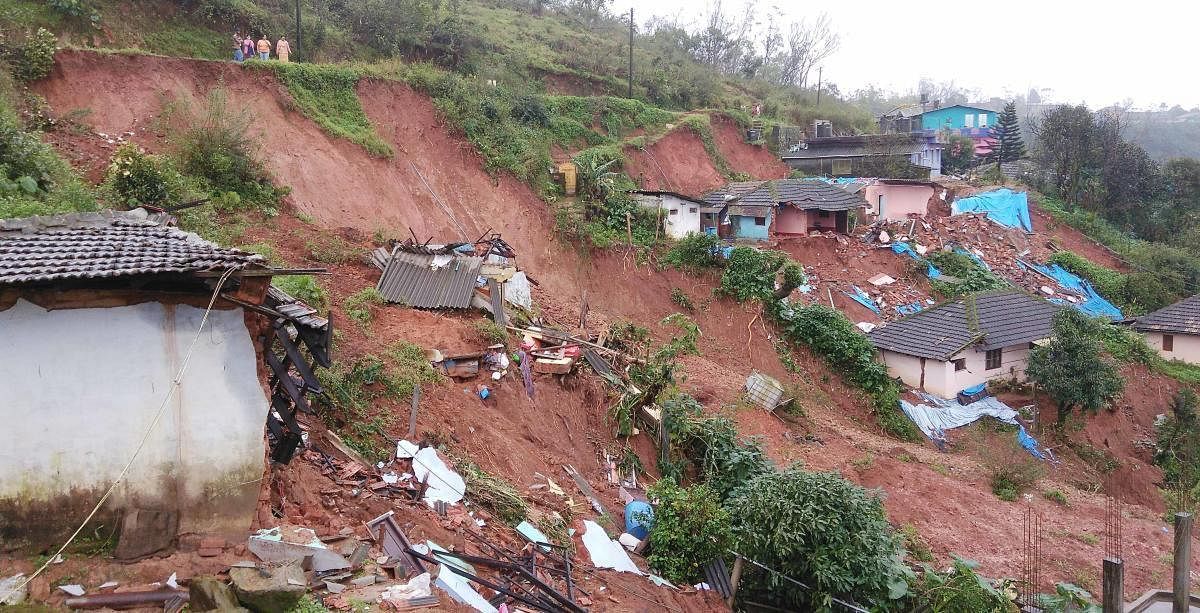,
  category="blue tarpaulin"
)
[951,188,1033,232]
[1018,260,1124,320]
[954,246,991,271]
[891,242,942,278]
[901,392,1049,460]
[844,285,881,314]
